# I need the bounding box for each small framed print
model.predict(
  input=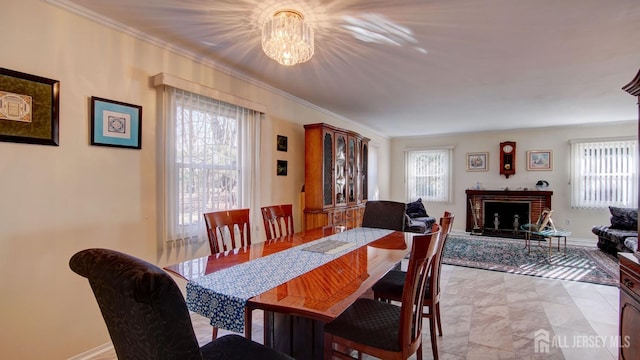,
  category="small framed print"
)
[527,150,552,170]
[91,96,142,149]
[277,135,288,152]
[466,152,489,171]
[277,160,288,176]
